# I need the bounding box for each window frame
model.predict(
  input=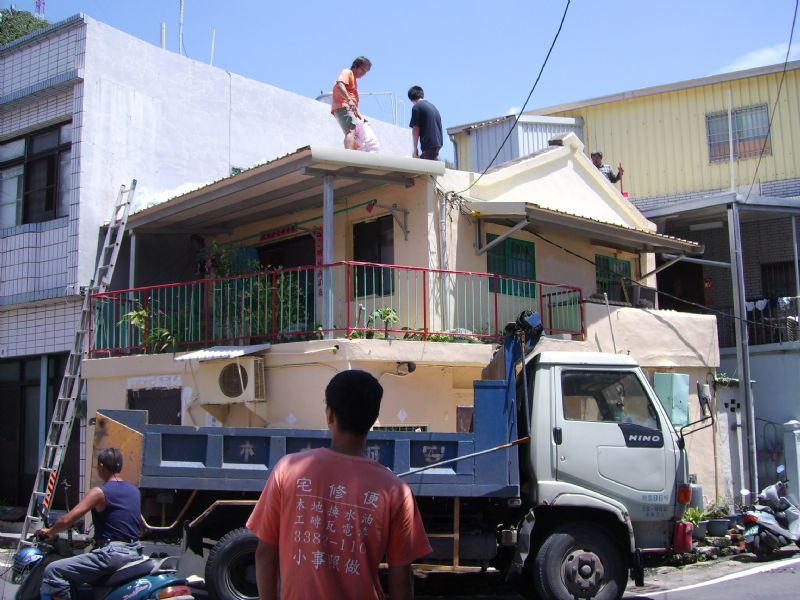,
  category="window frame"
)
[705,104,771,163]
[0,123,72,228]
[486,233,537,297]
[560,368,661,430]
[595,254,632,303]
[352,214,395,297]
